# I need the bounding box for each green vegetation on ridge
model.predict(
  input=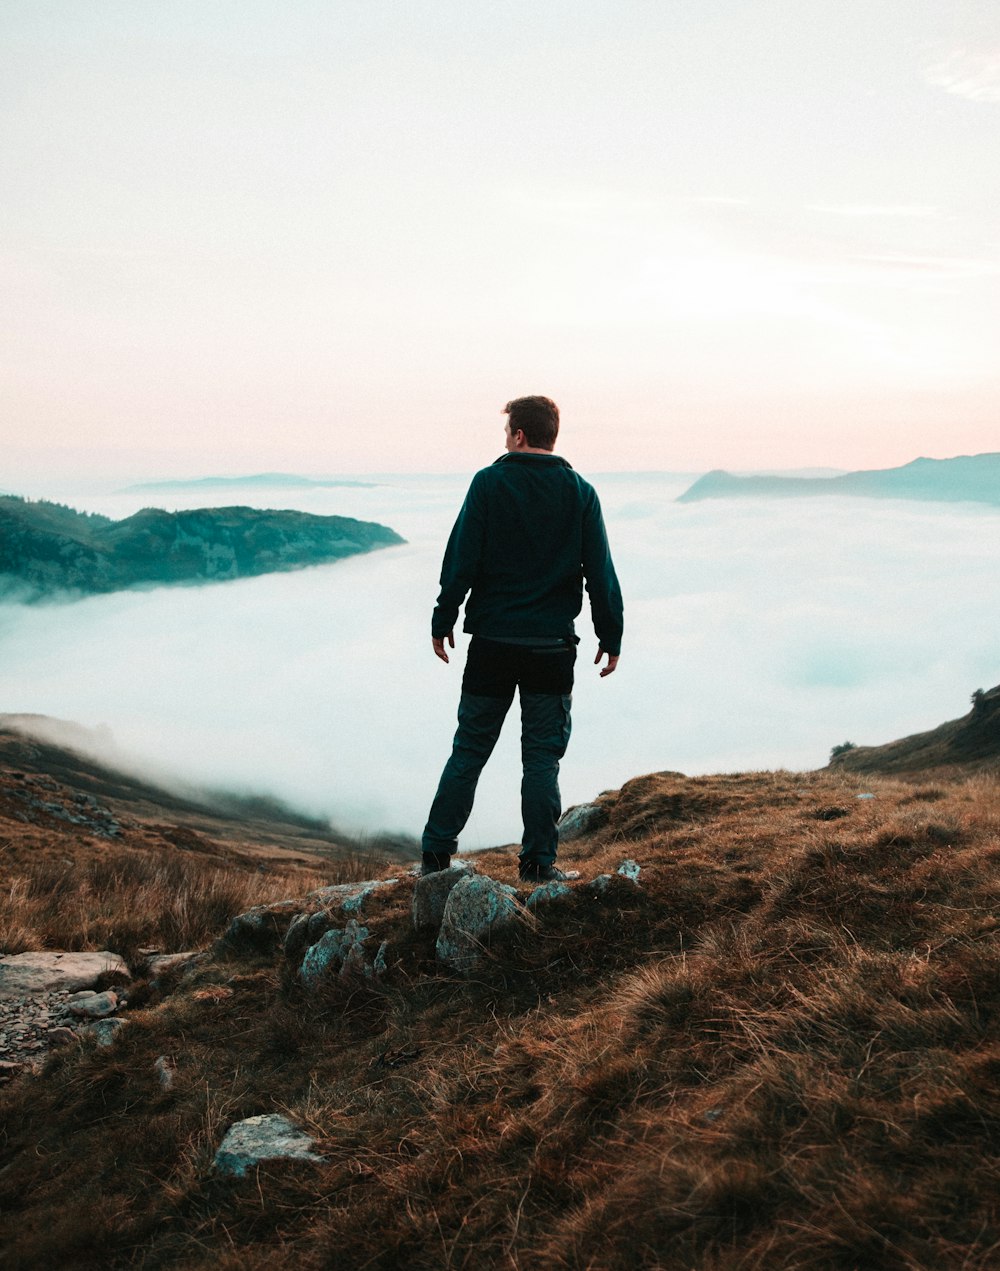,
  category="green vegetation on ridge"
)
[0,495,404,600]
